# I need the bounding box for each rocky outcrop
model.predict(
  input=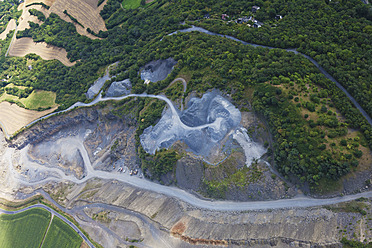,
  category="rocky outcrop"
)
[10,107,99,149]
